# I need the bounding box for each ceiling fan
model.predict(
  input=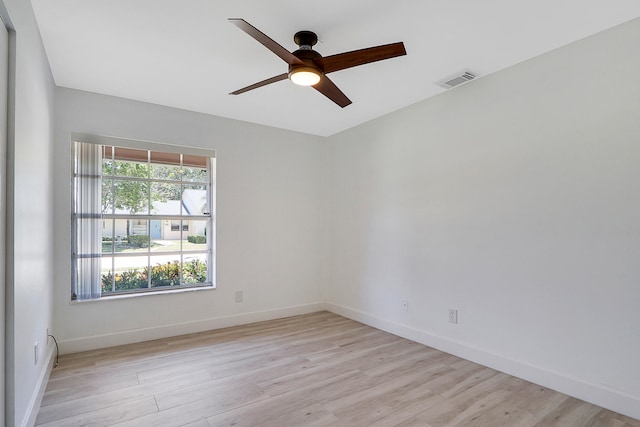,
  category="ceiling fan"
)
[228,18,407,108]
